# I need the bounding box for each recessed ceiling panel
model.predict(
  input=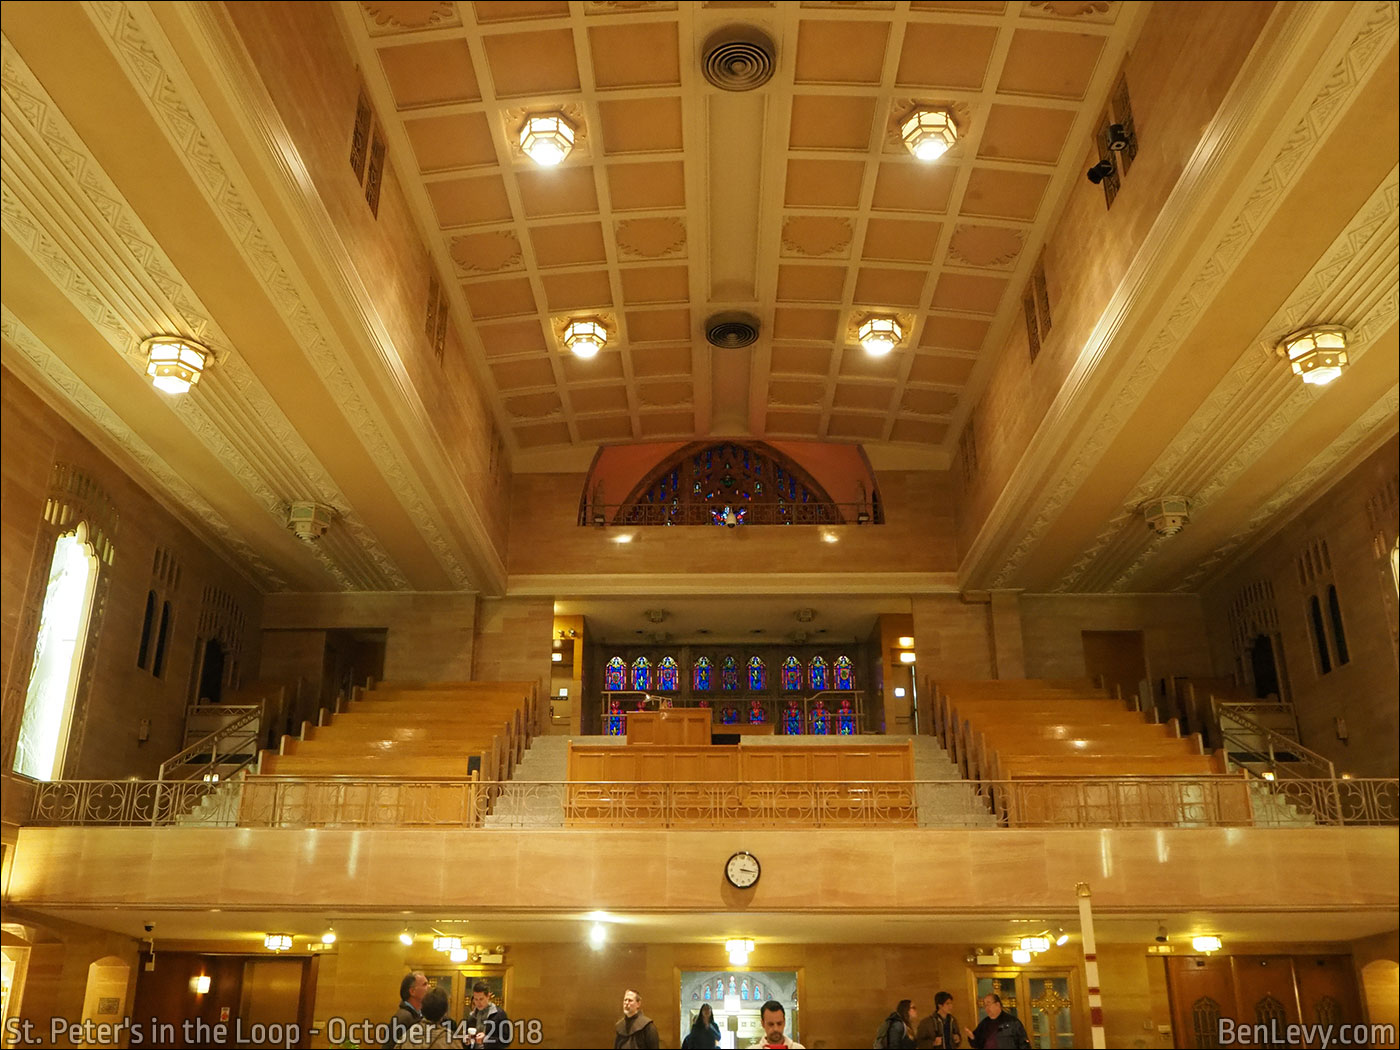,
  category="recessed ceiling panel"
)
[482,29,581,97]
